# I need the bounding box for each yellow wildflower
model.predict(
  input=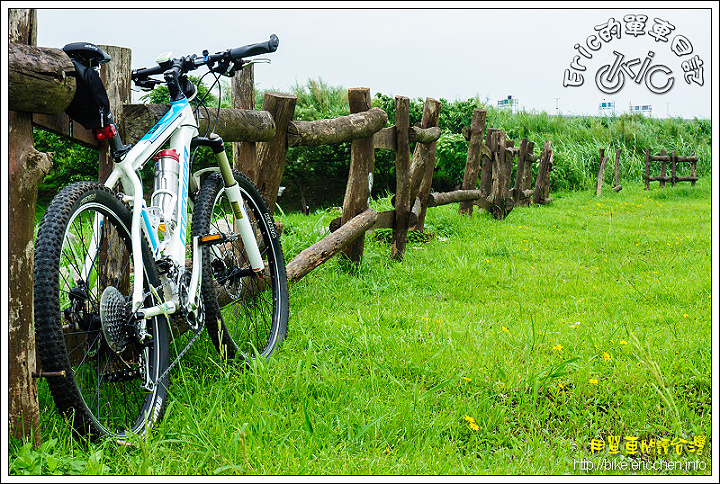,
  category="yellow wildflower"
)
[552,344,563,351]
[603,352,611,361]
[501,326,509,333]
[469,422,480,431]
[463,415,476,423]
[619,340,628,346]
[589,378,599,385]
